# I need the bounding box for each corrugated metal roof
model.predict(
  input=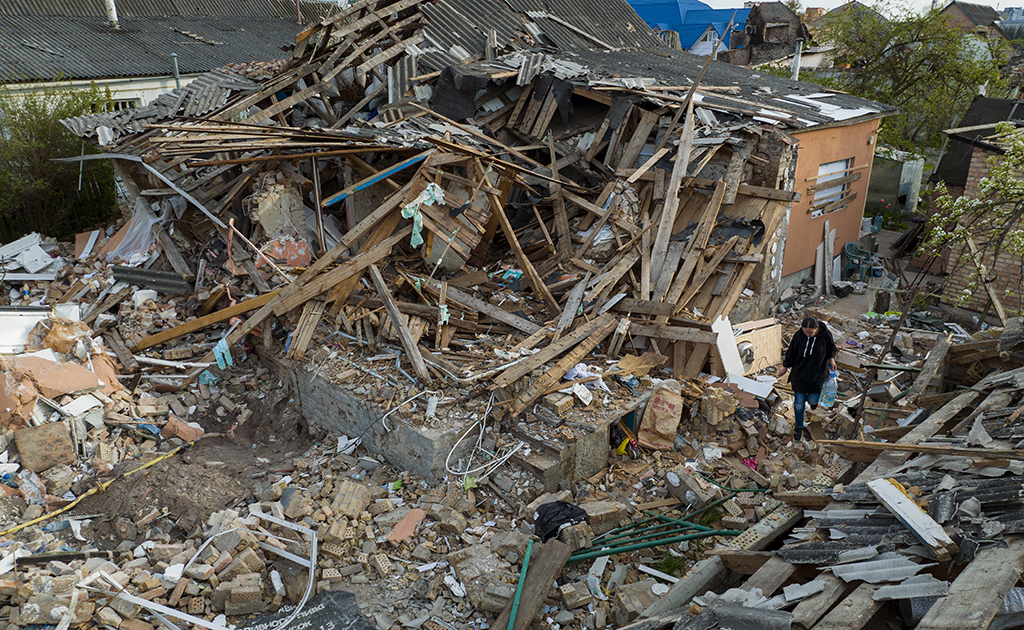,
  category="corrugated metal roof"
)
[1,0,340,20]
[0,15,303,81]
[61,69,260,141]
